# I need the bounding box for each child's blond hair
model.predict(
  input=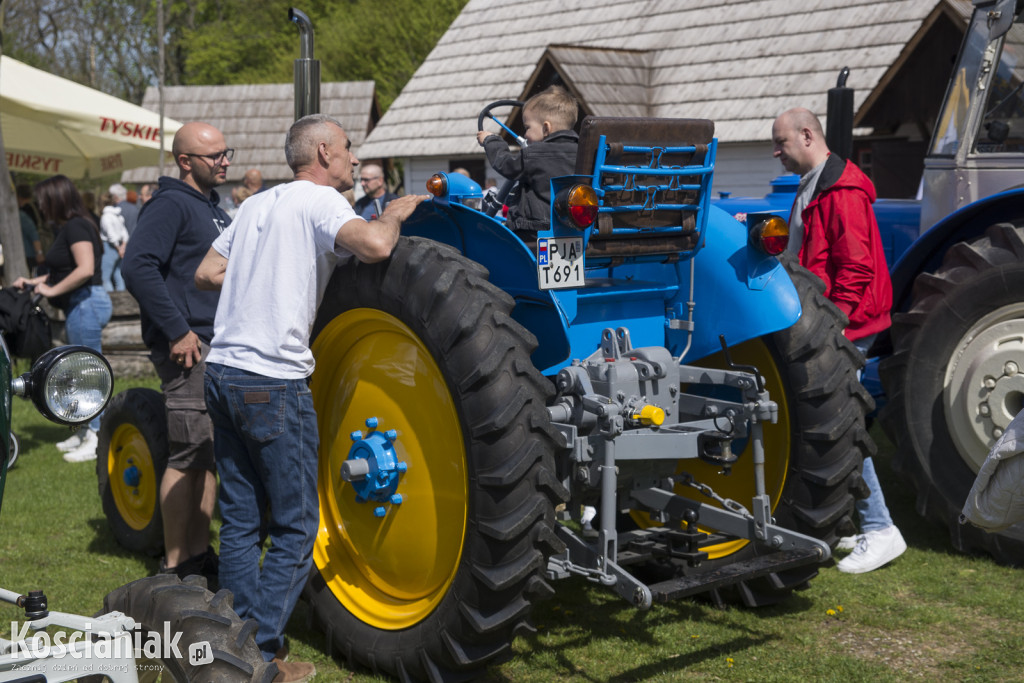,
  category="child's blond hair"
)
[523,85,578,132]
